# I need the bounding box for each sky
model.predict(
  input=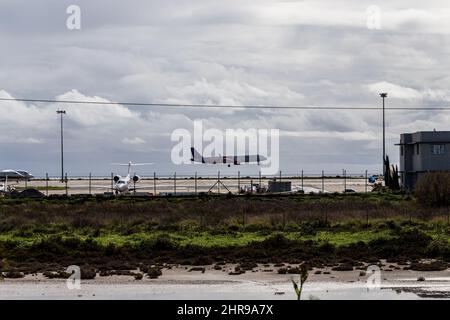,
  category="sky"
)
[1,0,450,177]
